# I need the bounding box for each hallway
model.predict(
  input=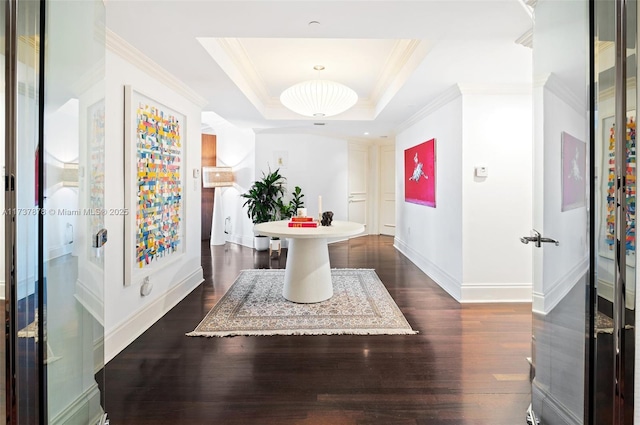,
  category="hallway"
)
[104,236,531,424]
